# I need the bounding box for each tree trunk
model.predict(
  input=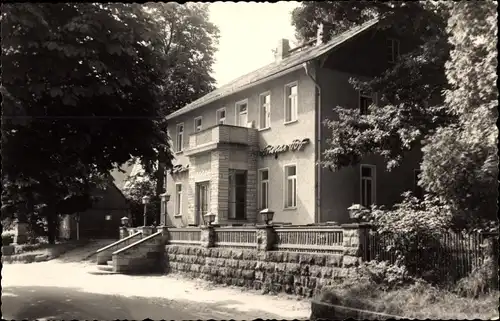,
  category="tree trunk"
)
[44,205,58,245]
